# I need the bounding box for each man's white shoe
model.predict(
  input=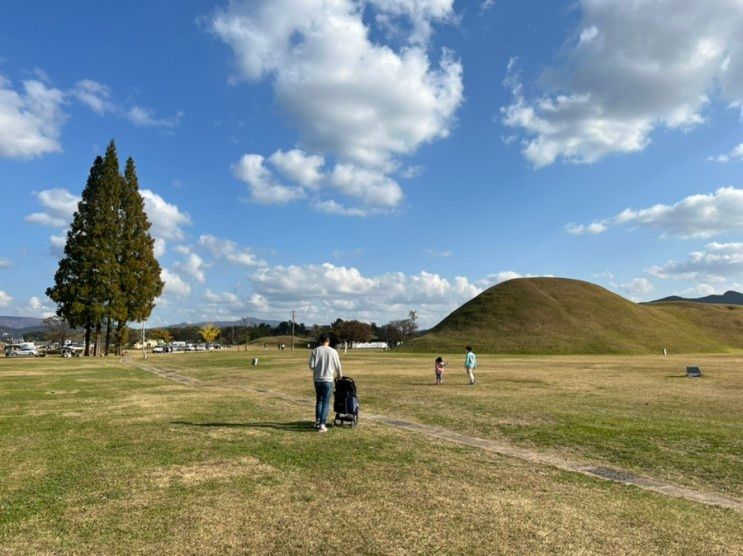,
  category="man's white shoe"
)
[318,424,328,433]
